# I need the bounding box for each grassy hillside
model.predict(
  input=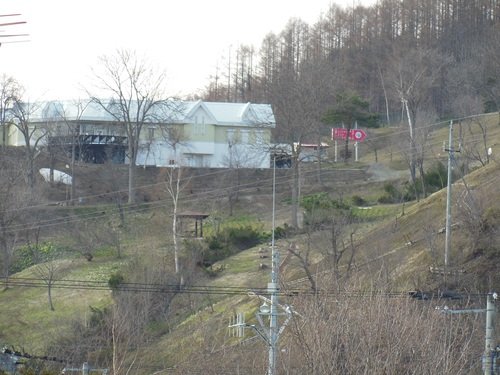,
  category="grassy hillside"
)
[0,114,499,373]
